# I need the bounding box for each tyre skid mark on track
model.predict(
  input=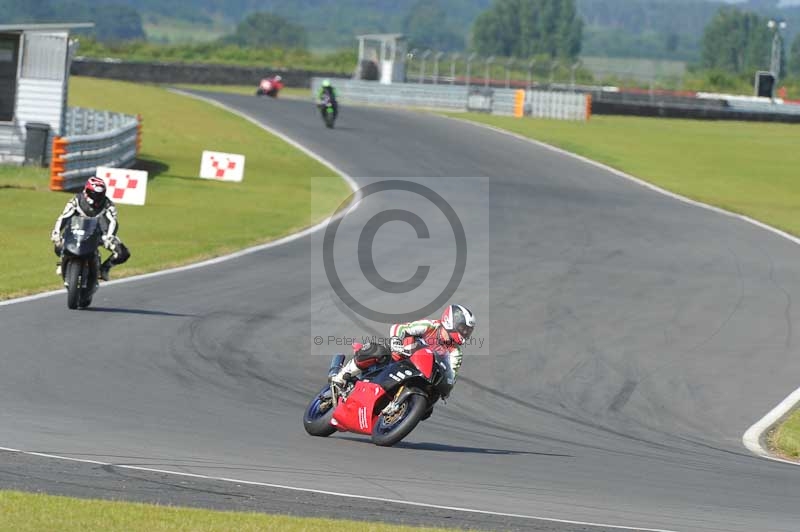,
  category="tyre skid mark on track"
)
[0,94,690,531]
[444,115,800,465]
